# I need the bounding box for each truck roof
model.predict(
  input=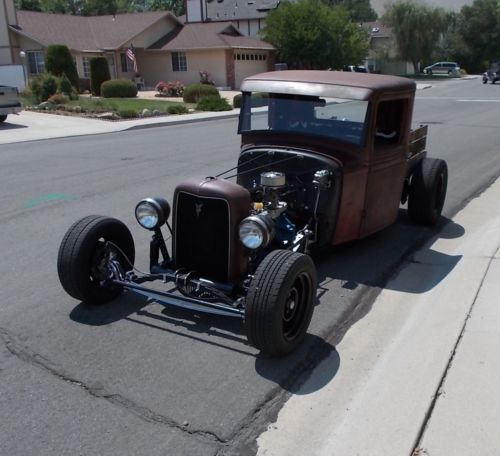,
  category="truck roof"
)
[240,70,416,101]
